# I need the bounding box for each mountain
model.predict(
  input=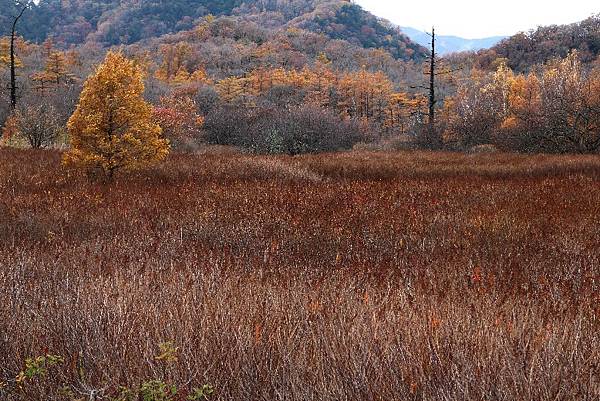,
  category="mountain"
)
[474,14,600,72]
[400,27,506,55]
[291,3,427,61]
[0,0,428,61]
[0,0,247,44]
